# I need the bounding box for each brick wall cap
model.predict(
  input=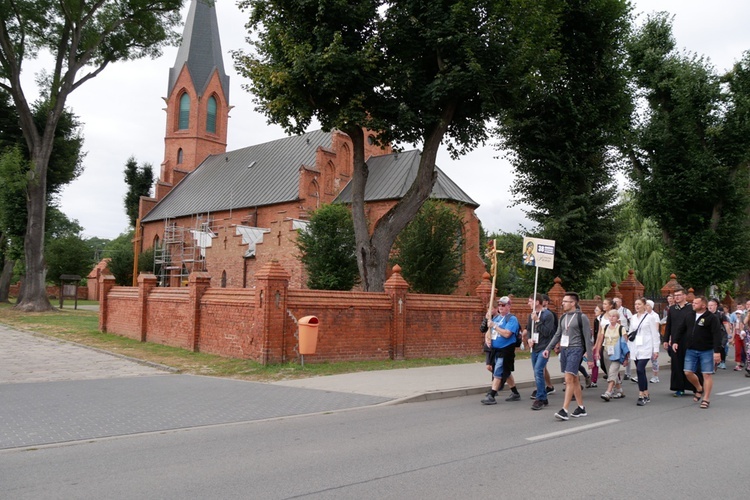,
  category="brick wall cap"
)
[384,264,409,289]
[255,260,291,280]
